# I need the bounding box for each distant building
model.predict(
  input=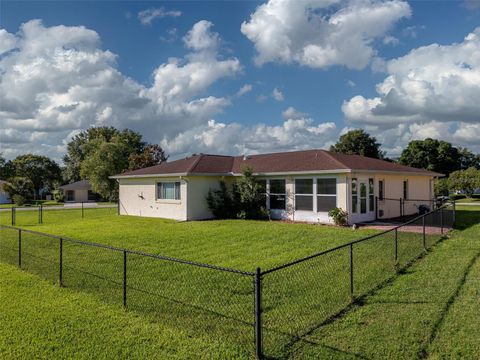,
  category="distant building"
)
[59,180,98,202]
